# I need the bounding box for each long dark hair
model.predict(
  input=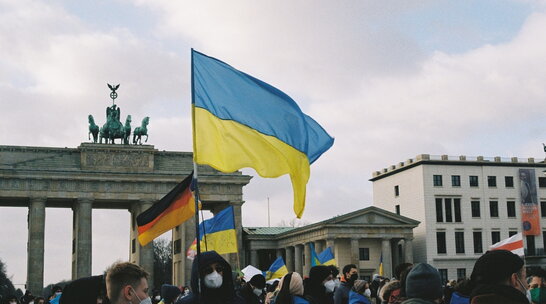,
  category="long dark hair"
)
[275,273,294,304]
